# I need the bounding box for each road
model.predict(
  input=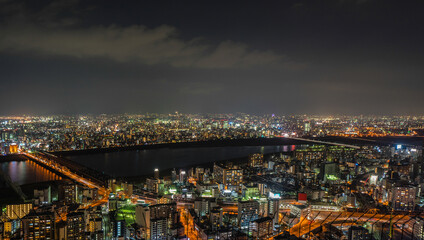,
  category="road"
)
[281,210,422,239]
[282,136,361,149]
[180,208,201,240]
[22,152,109,210]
